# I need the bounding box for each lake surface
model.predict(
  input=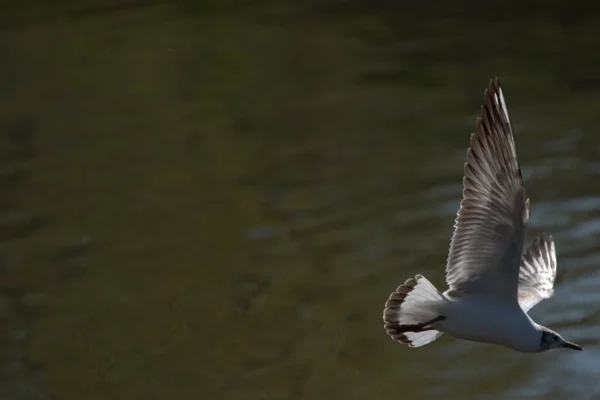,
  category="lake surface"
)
[1,2,599,399]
